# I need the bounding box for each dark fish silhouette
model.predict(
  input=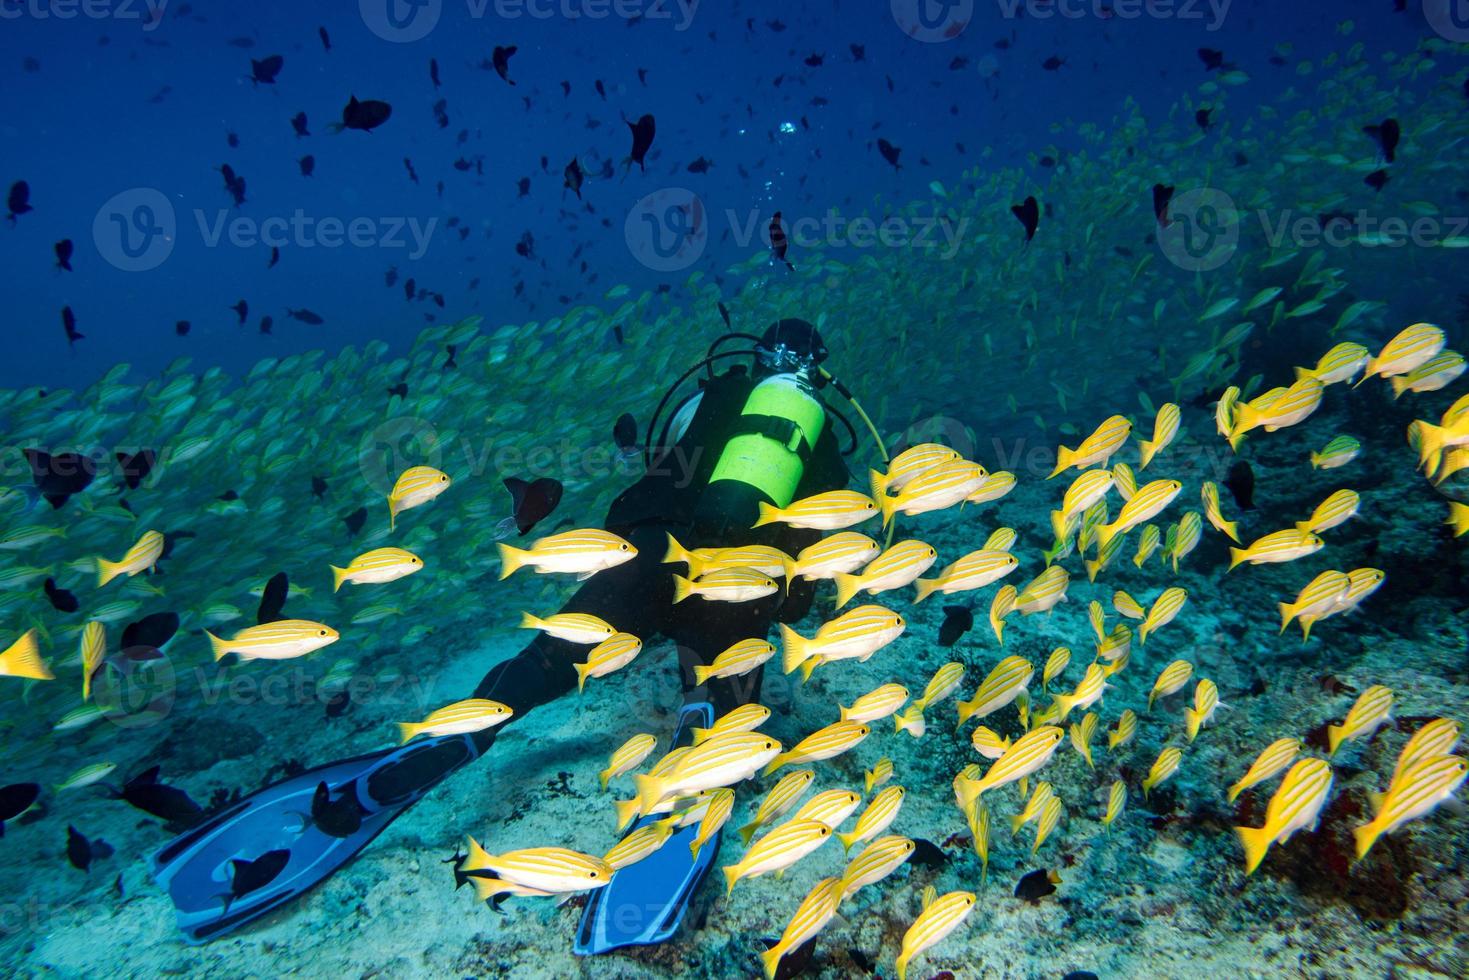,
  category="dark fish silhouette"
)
[770,211,794,270]
[230,299,249,325]
[257,572,289,625]
[595,79,606,100]
[1152,184,1175,227]
[1011,196,1039,243]
[501,477,563,536]
[336,96,392,133]
[638,67,648,85]
[0,783,40,837]
[804,53,824,67]
[325,689,350,718]
[687,156,713,174]
[311,476,328,499]
[291,111,309,137]
[175,320,191,337]
[318,26,331,51]
[61,305,83,346]
[158,530,194,565]
[112,766,202,827]
[248,54,283,85]
[1014,868,1060,903]
[850,43,865,61]
[67,825,114,872]
[1224,460,1255,511]
[226,131,239,148]
[1364,169,1389,192]
[54,239,73,271]
[1042,56,1065,71]
[387,382,408,399]
[307,782,363,838]
[222,850,289,913]
[492,45,517,85]
[287,308,324,325]
[403,157,418,184]
[613,412,639,459]
[44,577,78,613]
[430,58,441,88]
[444,344,459,369]
[564,158,584,199]
[343,506,367,536]
[1198,48,1226,71]
[267,247,279,269]
[1195,108,1213,131]
[24,448,96,509]
[121,612,179,651]
[259,315,274,335]
[1363,119,1400,163]
[717,302,731,328]
[6,180,32,223]
[298,155,315,177]
[876,139,902,171]
[938,605,973,647]
[404,277,416,300]
[219,164,246,206]
[625,114,656,172]
[116,449,156,490]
